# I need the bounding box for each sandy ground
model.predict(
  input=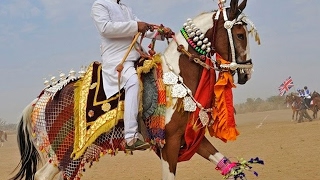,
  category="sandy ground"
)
[1,109,320,180]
